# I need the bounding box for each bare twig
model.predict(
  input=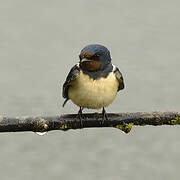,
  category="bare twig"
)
[0,112,180,133]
